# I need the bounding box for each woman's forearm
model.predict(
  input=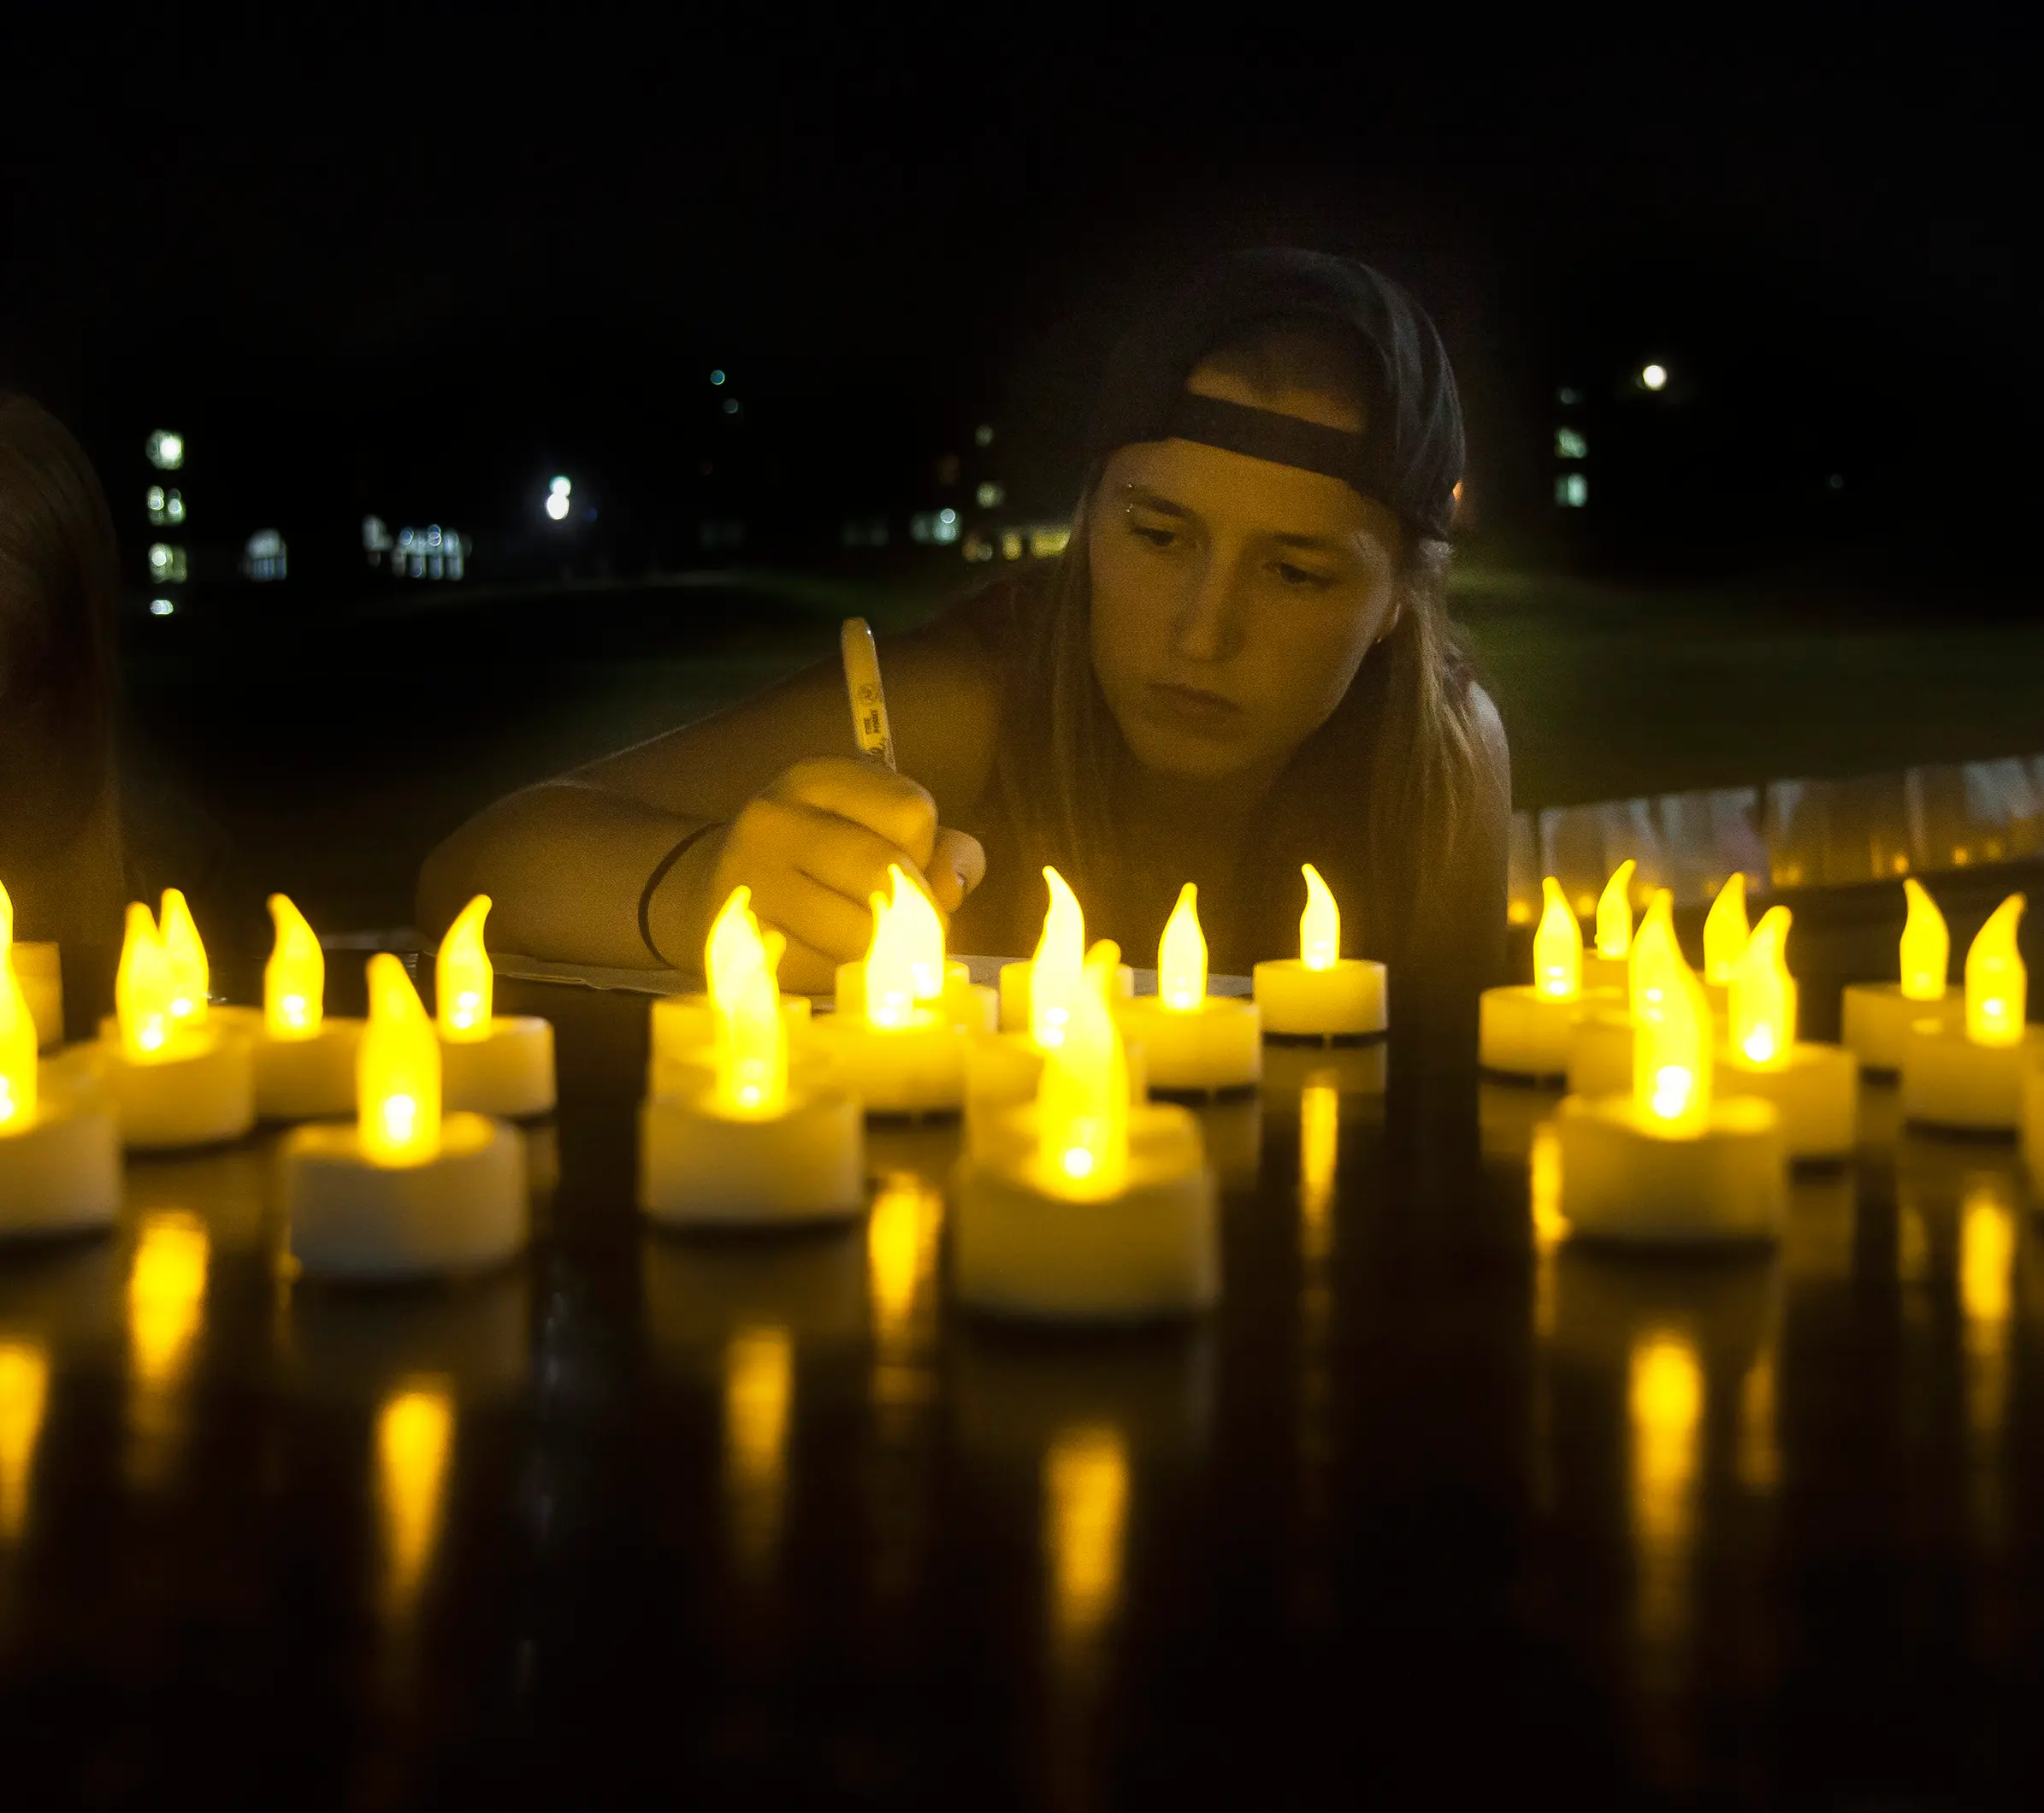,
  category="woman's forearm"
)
[416,779,719,967]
